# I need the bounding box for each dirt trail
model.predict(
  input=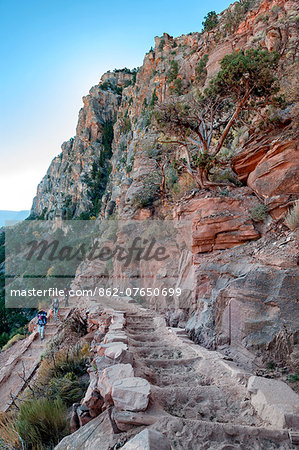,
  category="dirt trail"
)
[0,307,70,412]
